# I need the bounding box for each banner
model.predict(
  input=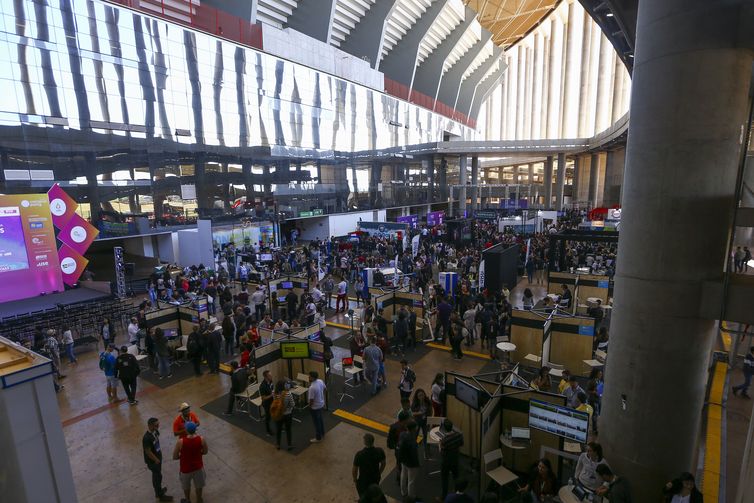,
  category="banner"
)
[411,234,420,257]
[524,238,531,266]
[478,259,486,289]
[396,214,419,228]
